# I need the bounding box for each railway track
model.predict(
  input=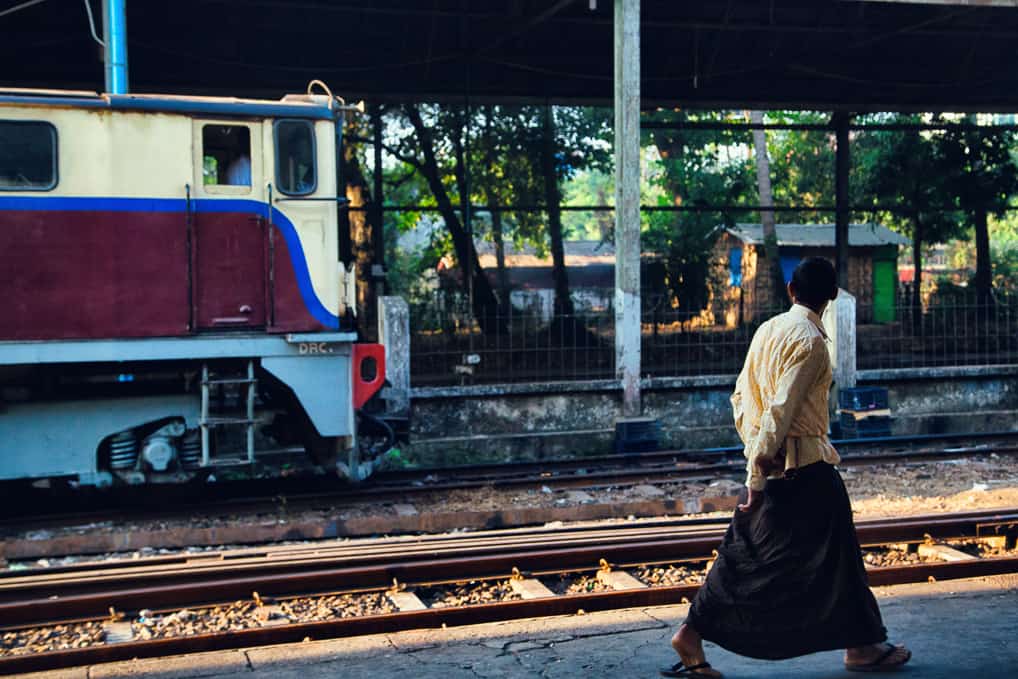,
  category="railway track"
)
[1,508,1016,675]
[3,430,1017,533]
